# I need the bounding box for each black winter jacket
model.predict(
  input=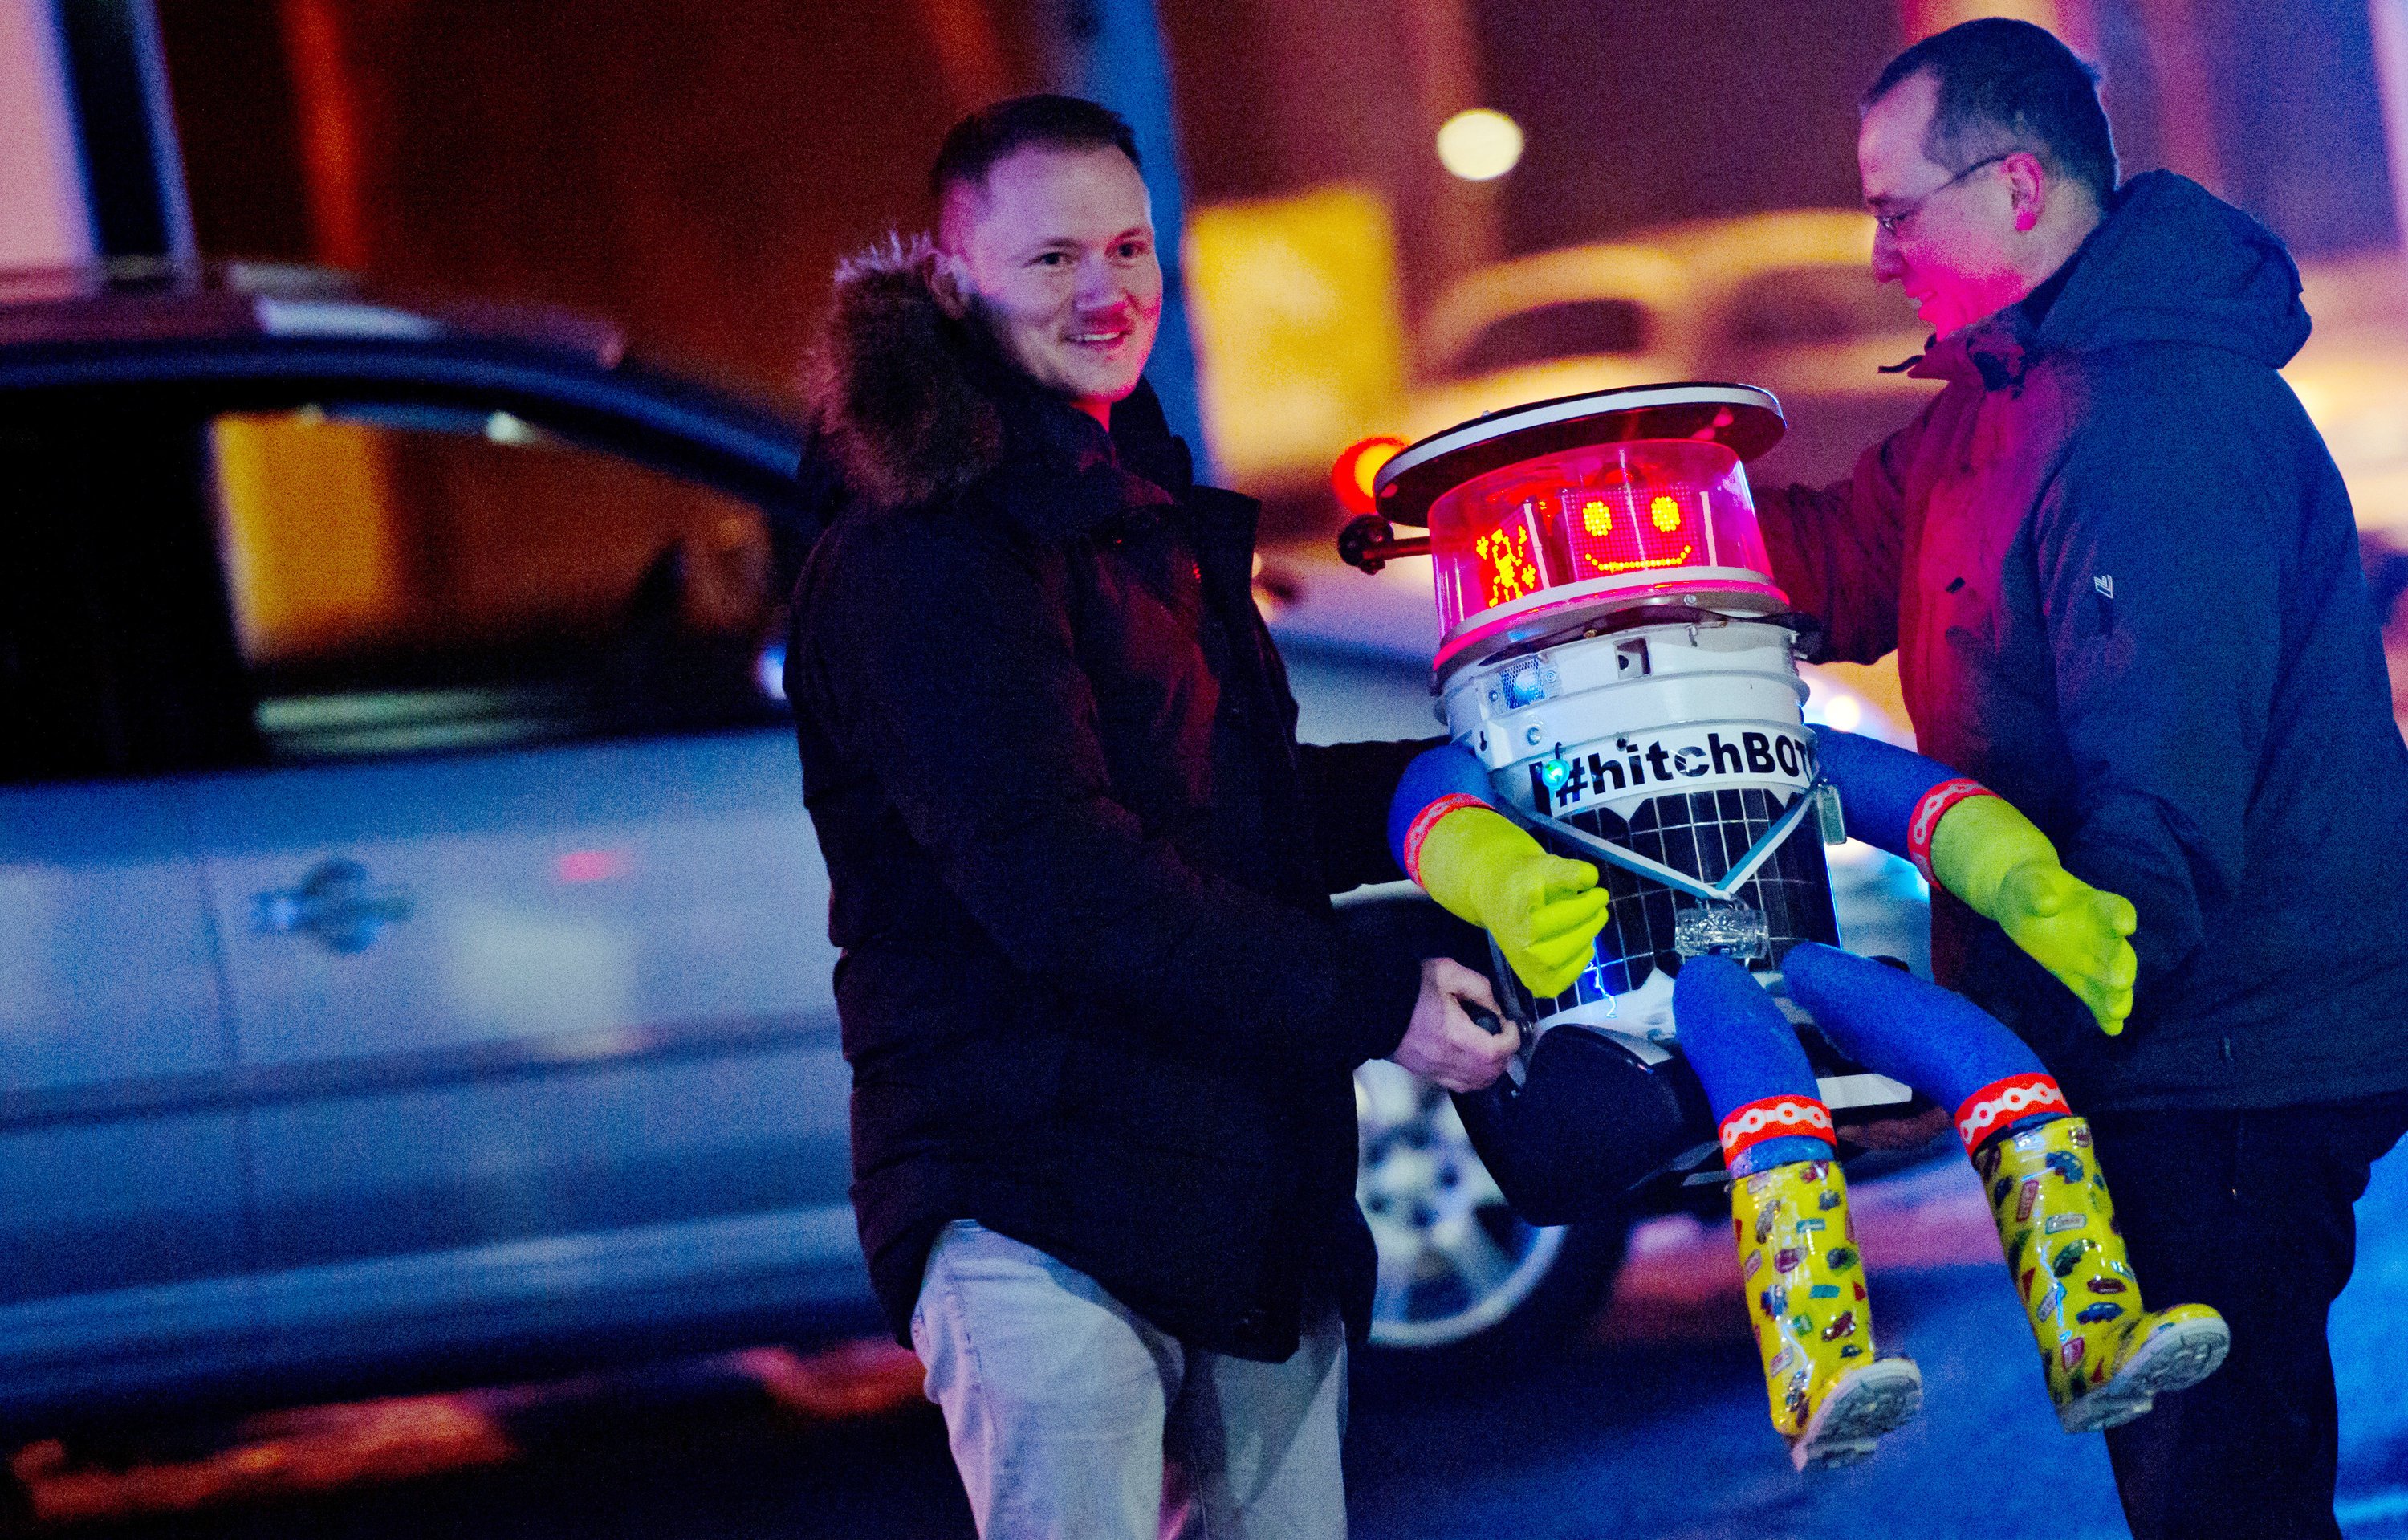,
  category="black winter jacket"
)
[788,238,1426,1359]
[1762,172,2408,1112]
